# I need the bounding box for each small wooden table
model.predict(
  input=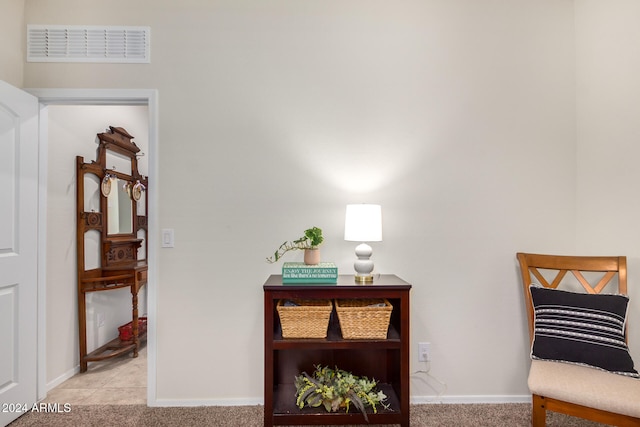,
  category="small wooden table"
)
[78,262,147,372]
